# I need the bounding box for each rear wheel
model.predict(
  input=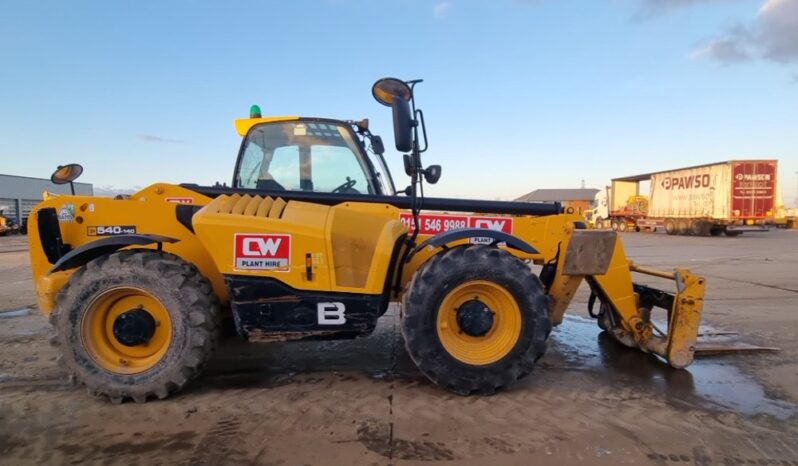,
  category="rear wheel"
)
[676,219,690,235]
[50,250,221,403]
[617,220,628,232]
[402,245,551,395]
[690,220,711,236]
[710,226,723,236]
[664,219,677,235]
